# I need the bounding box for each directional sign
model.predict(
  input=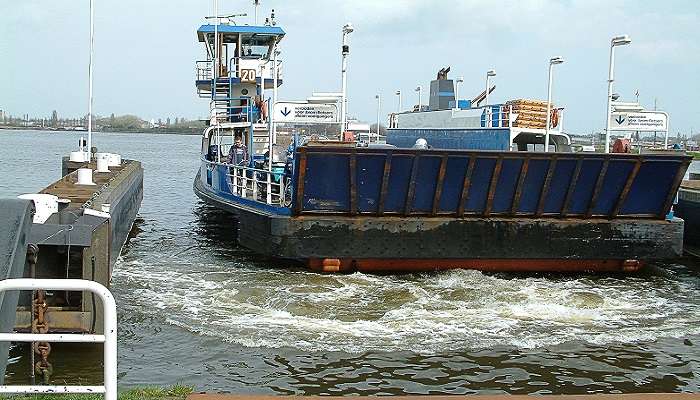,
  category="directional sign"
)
[609,111,668,132]
[273,102,338,123]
